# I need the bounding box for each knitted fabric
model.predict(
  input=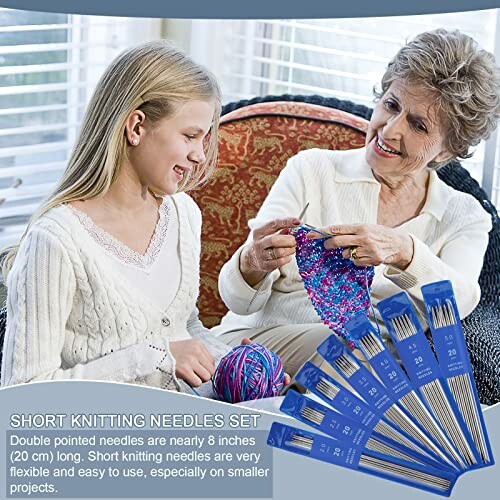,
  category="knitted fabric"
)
[293,227,374,347]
